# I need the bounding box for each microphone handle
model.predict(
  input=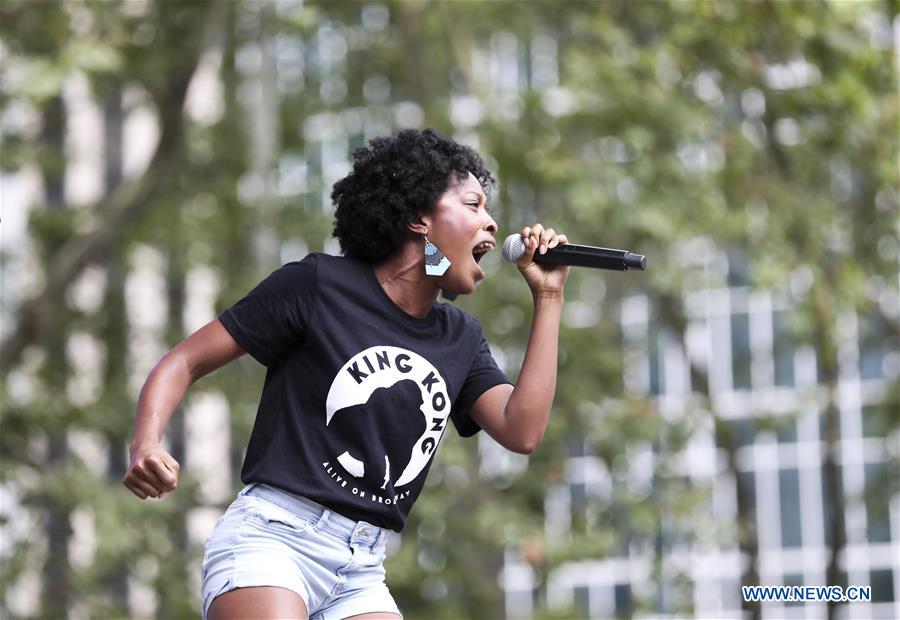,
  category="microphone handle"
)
[533,243,647,271]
